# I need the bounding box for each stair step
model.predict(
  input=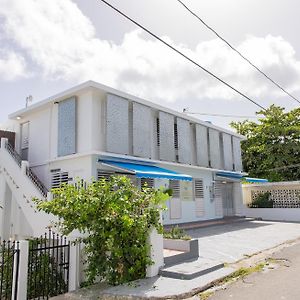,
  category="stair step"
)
[160,258,224,280]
